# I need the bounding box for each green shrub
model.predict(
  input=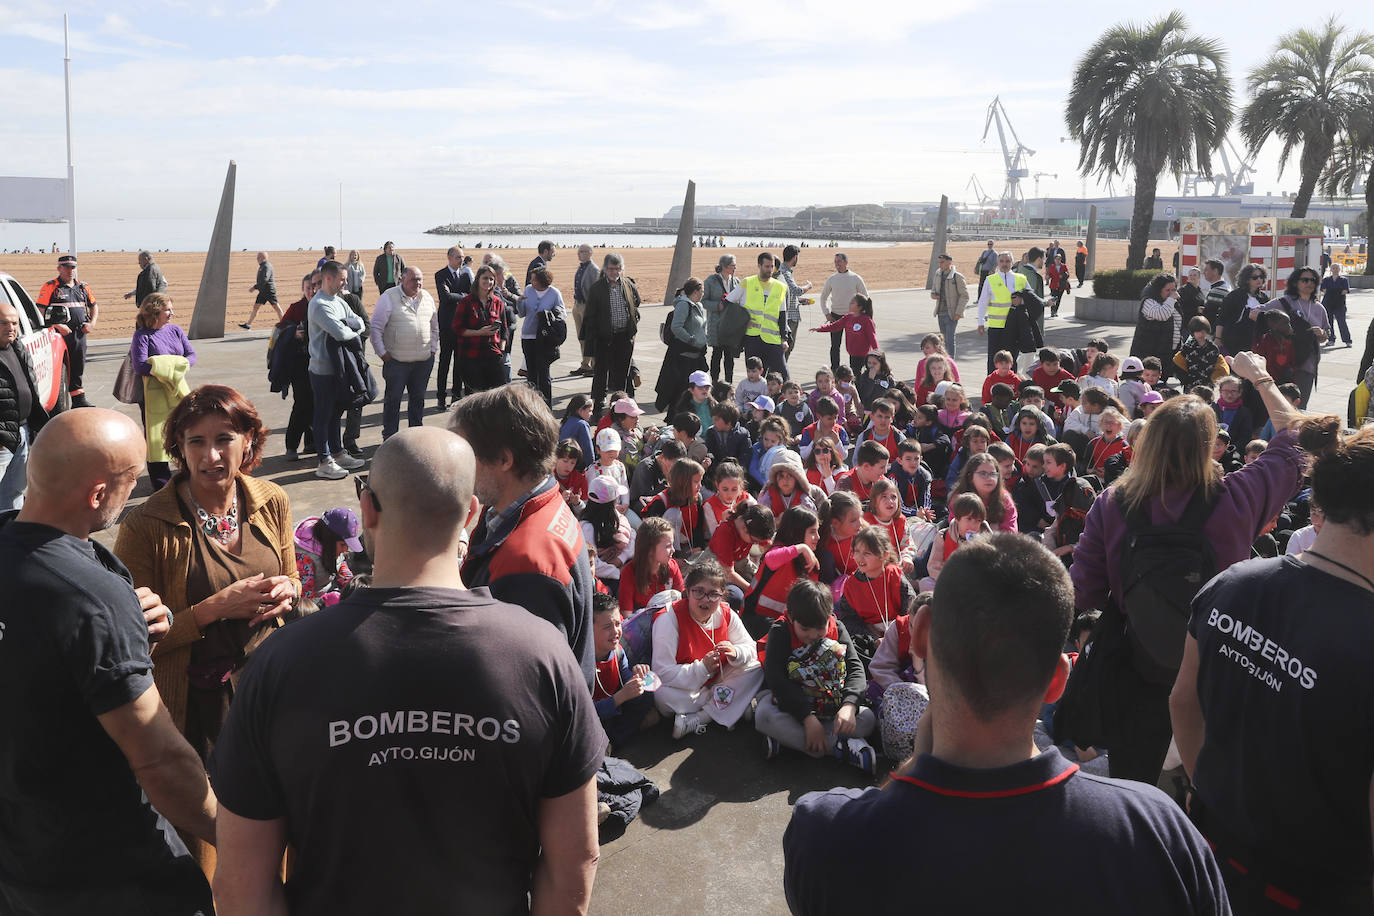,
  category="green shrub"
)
[1091,269,1158,300]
